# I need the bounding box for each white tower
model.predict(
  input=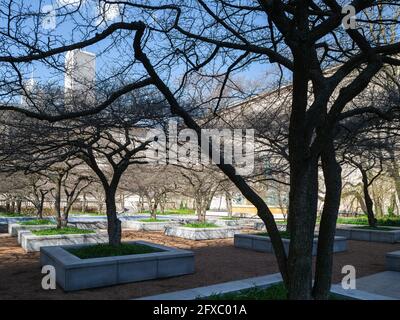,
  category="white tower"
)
[64,49,96,105]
